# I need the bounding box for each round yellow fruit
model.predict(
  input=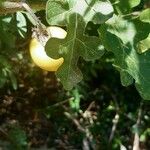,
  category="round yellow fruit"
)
[29,26,67,71]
